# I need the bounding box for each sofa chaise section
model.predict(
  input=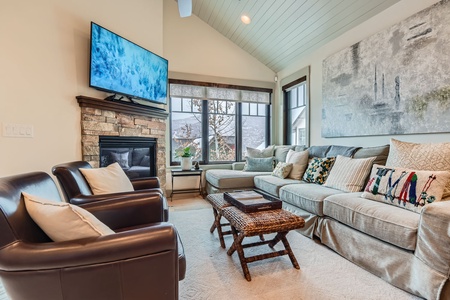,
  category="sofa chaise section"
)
[205,169,271,194]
